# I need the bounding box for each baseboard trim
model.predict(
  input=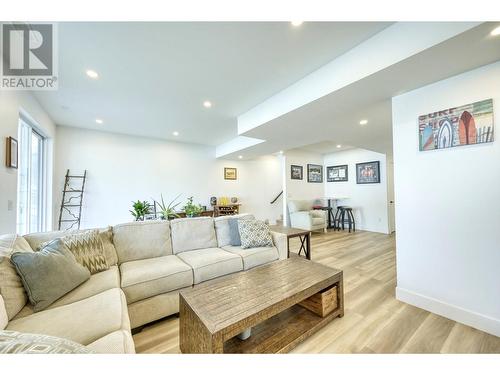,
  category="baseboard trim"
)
[396,287,500,338]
